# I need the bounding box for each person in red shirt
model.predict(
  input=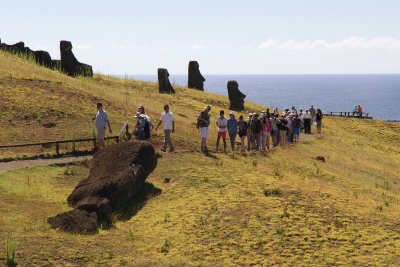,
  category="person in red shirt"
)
[358,104,363,117]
